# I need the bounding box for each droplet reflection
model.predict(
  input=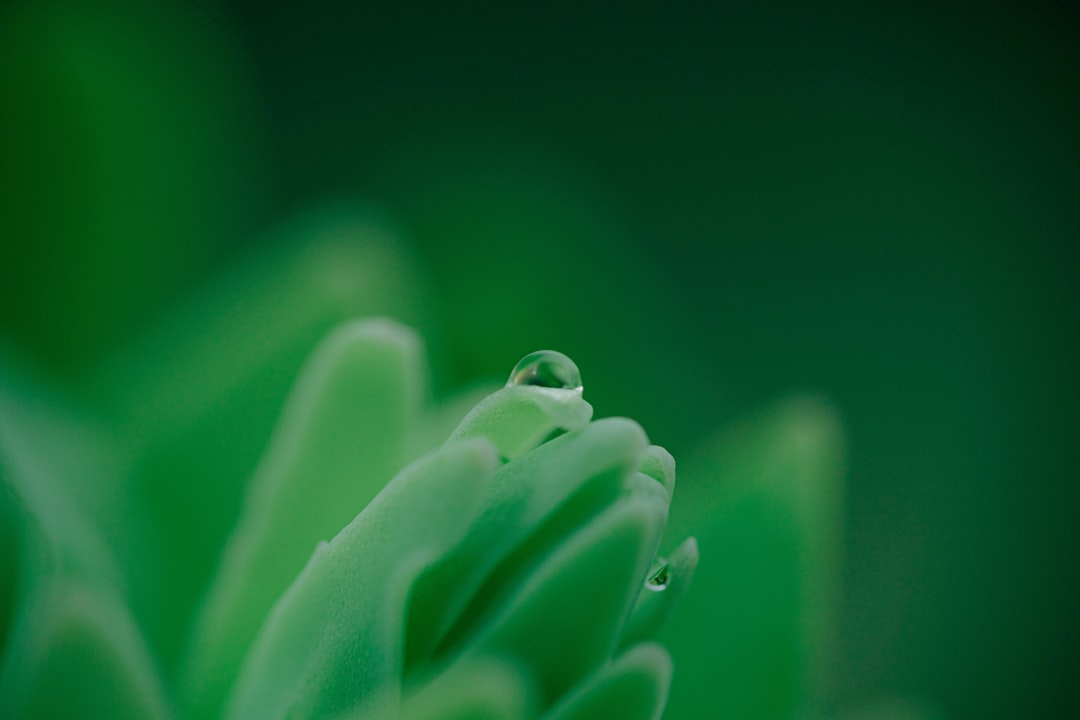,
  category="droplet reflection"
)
[646,563,670,591]
[507,350,583,392]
